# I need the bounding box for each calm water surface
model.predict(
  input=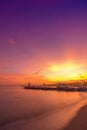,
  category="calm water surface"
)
[0,86,87,130]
